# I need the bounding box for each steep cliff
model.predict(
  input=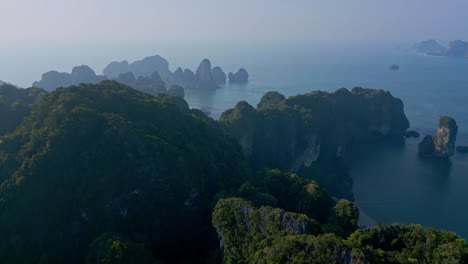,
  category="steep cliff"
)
[419,116,458,158]
[220,88,409,197]
[194,59,218,90]
[228,68,249,83]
